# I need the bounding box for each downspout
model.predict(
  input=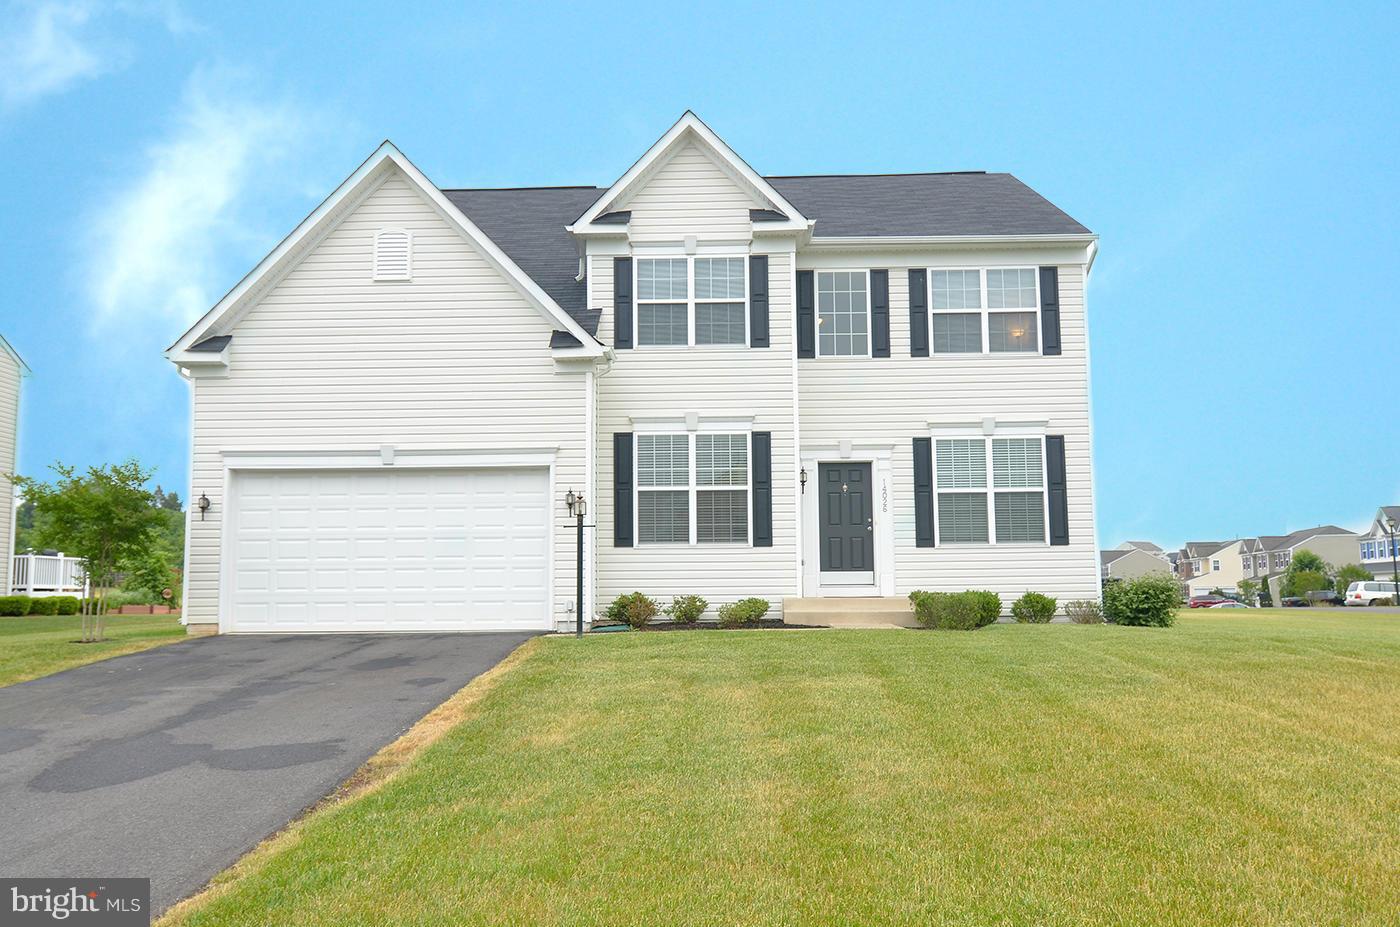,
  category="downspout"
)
[790,246,803,597]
